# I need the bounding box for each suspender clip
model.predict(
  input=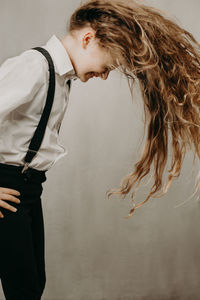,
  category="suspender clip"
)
[21,162,30,174]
